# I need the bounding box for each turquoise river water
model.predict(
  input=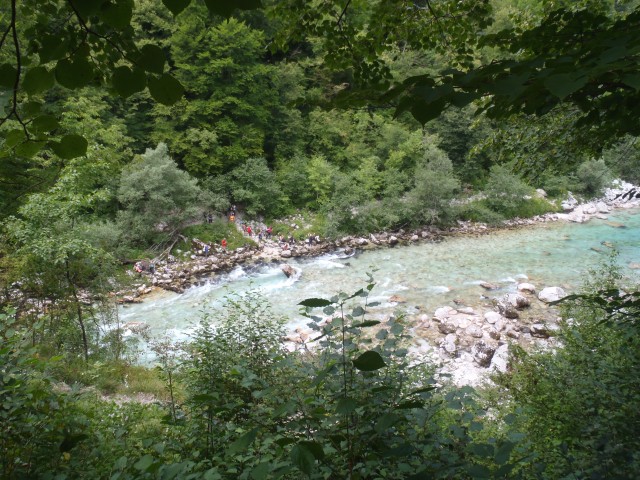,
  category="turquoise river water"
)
[120,210,640,345]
